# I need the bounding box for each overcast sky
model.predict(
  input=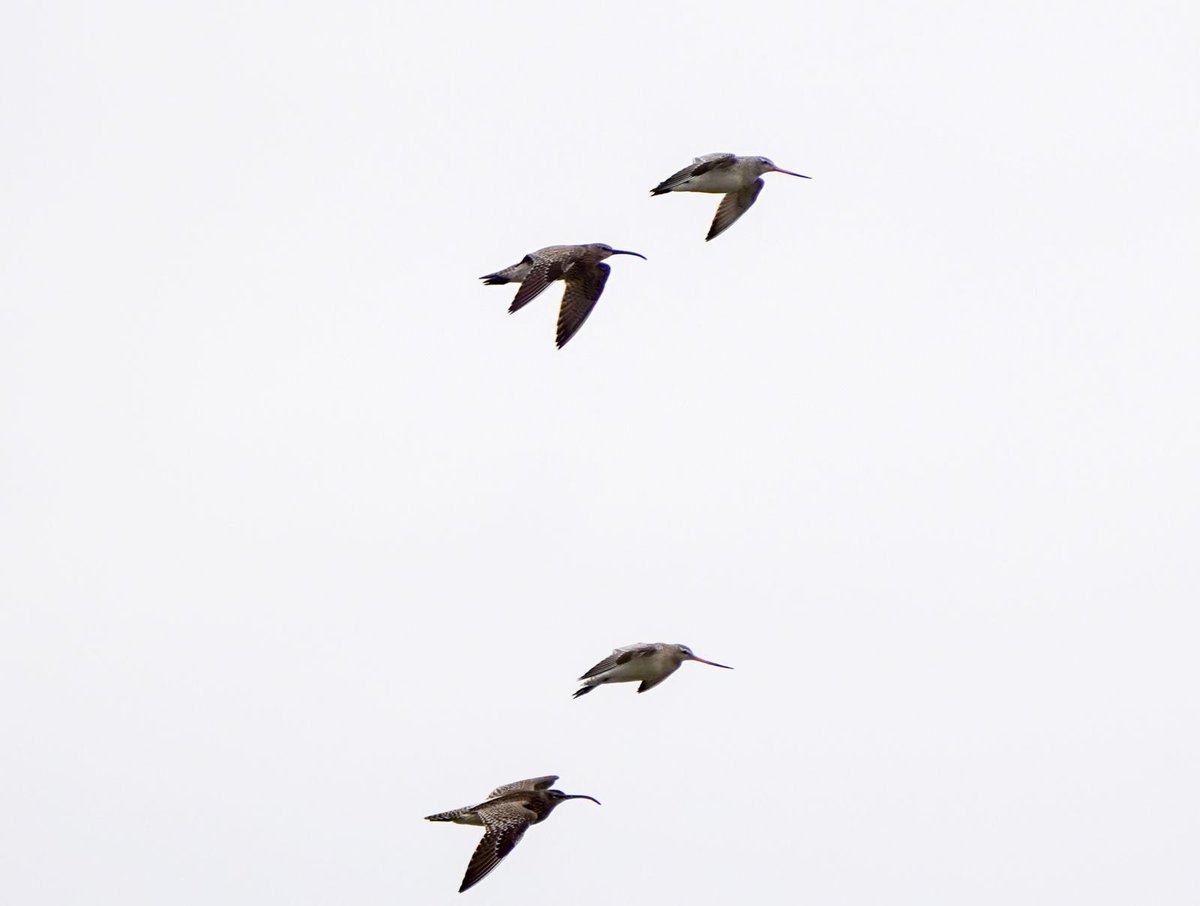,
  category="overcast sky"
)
[2,1,1198,904]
